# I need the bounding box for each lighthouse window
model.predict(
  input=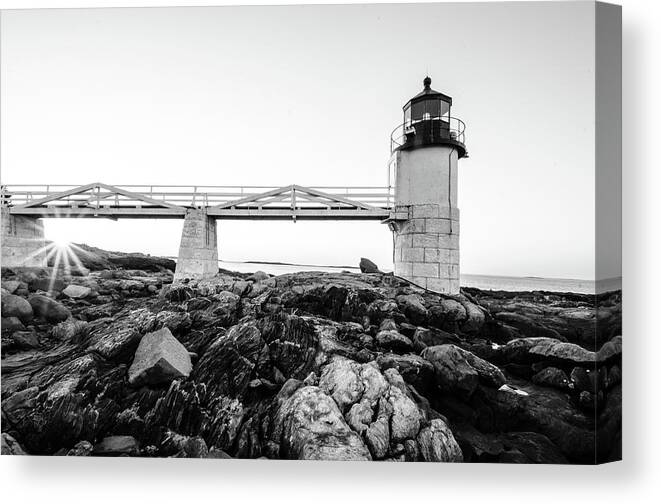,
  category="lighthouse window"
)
[404,106,411,126]
[440,100,451,119]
